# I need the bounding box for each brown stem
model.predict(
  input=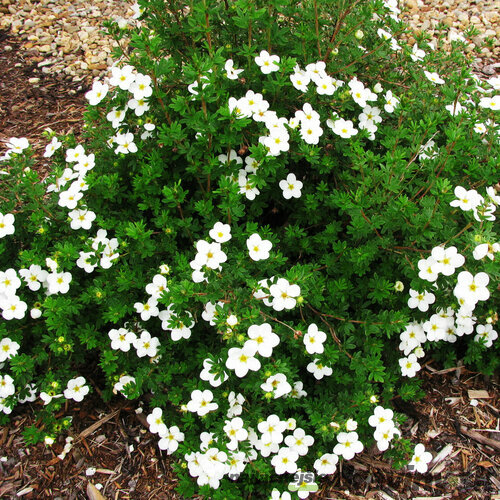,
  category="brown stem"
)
[313,0,321,58]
